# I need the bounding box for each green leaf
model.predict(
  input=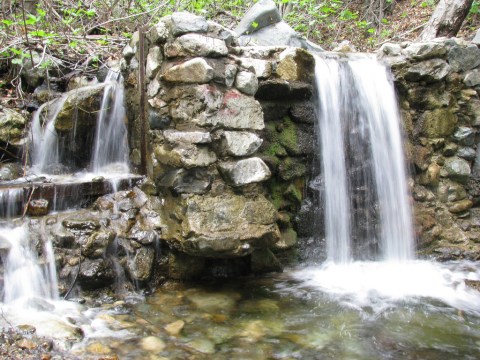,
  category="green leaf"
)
[251,21,258,29]
[11,58,23,65]
[37,8,46,17]
[1,19,14,26]
[86,9,96,17]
